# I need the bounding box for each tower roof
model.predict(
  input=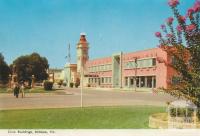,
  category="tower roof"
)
[77,33,88,47]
